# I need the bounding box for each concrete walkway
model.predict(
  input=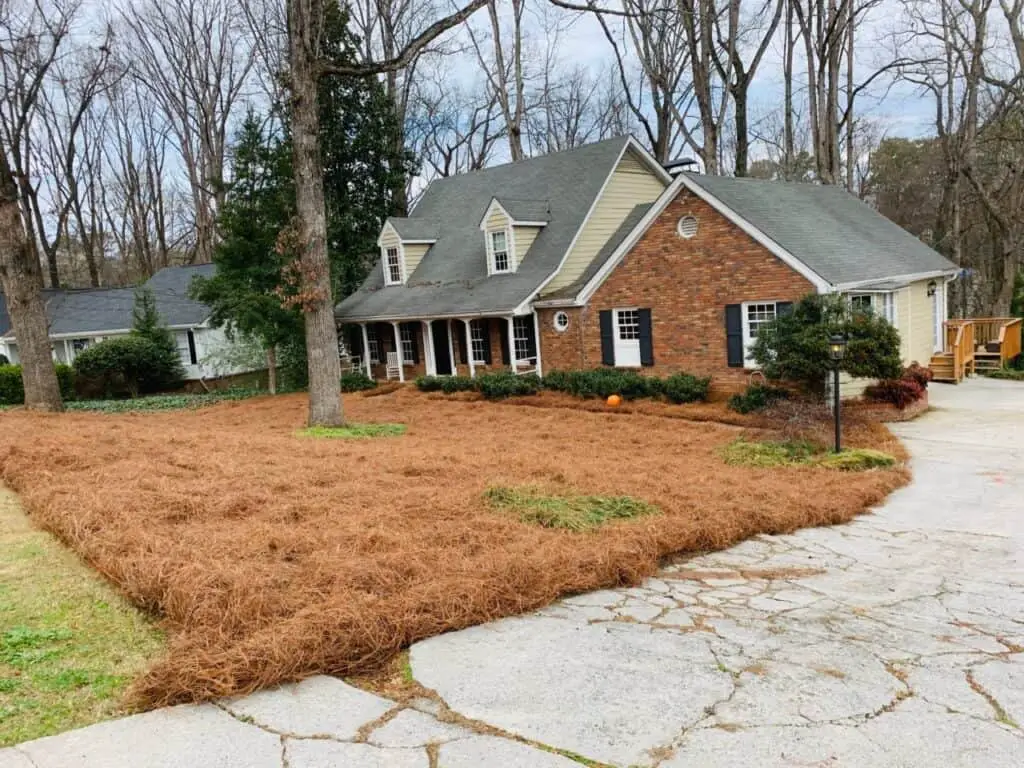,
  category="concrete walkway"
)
[2,378,1021,767]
